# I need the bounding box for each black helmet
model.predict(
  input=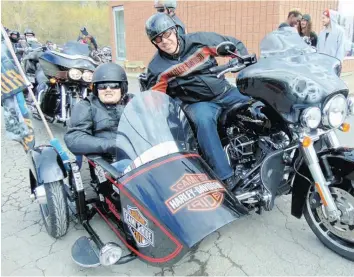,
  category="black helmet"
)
[10,30,20,36]
[92,62,128,96]
[24,28,35,36]
[145,13,176,41]
[9,31,20,43]
[80,26,88,36]
[154,0,177,10]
